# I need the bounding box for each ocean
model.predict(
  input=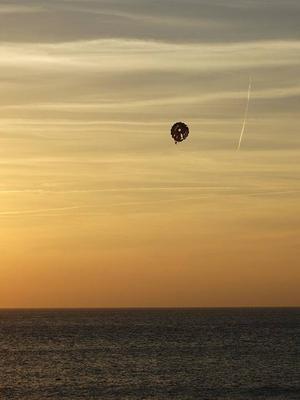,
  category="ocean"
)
[0,308,299,399]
